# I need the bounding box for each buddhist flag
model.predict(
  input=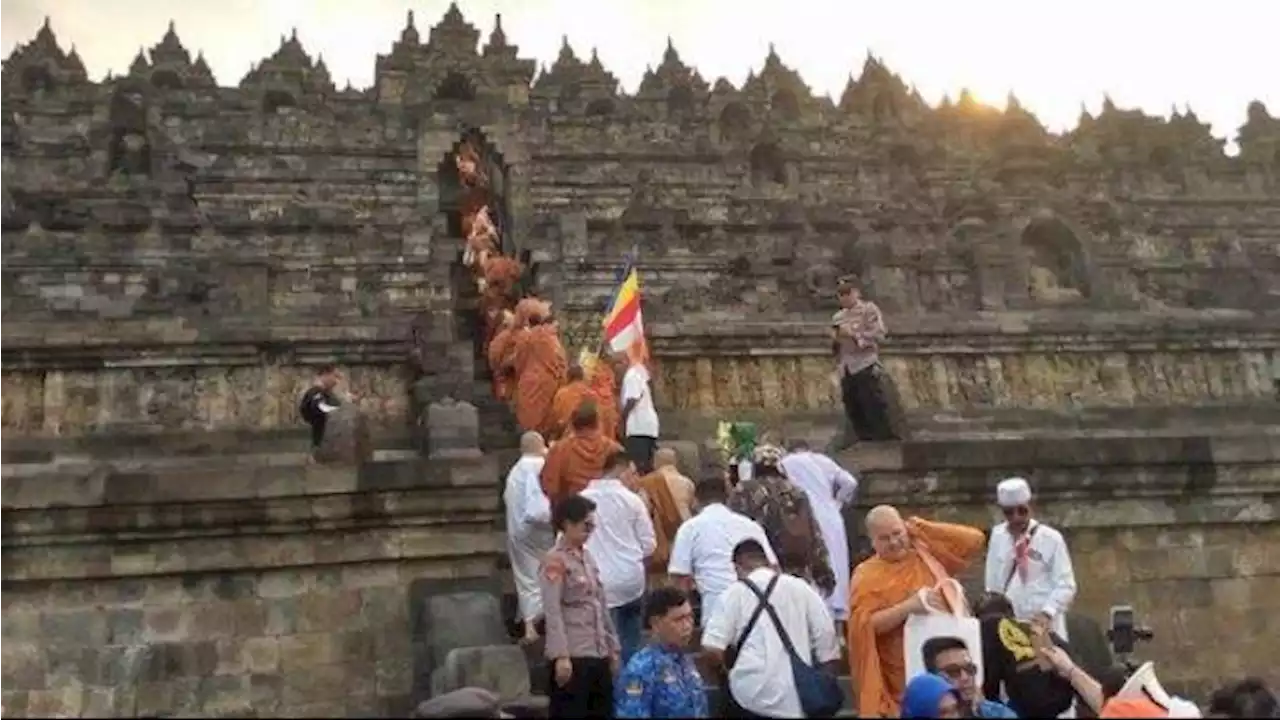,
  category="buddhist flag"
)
[602,264,645,354]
